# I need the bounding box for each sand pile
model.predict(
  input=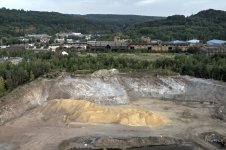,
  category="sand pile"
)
[39,99,169,127]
